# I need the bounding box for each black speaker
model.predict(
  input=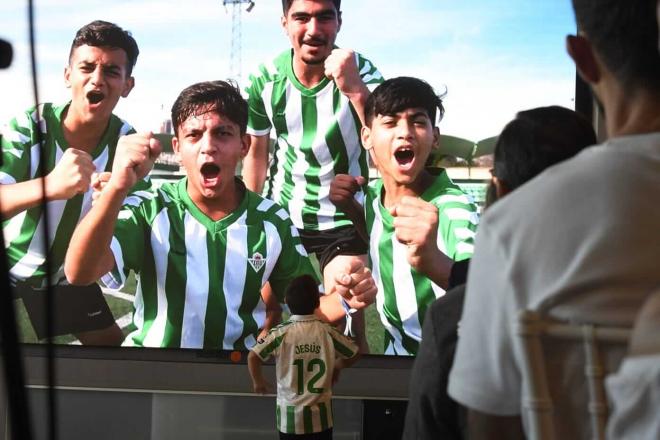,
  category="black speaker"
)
[363,399,407,440]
